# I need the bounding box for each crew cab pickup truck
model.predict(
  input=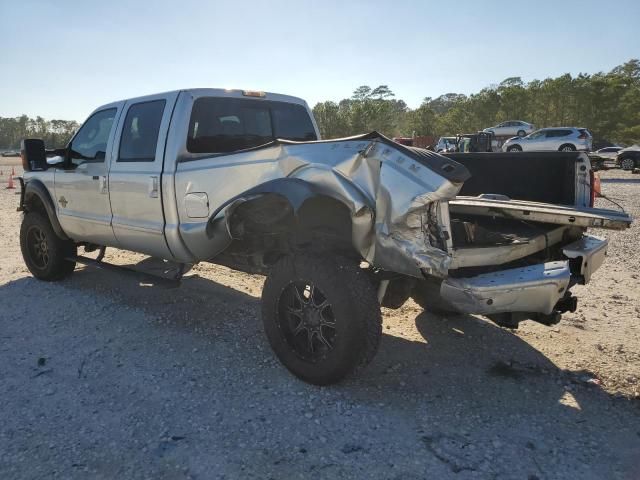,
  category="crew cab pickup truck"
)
[18,88,632,385]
